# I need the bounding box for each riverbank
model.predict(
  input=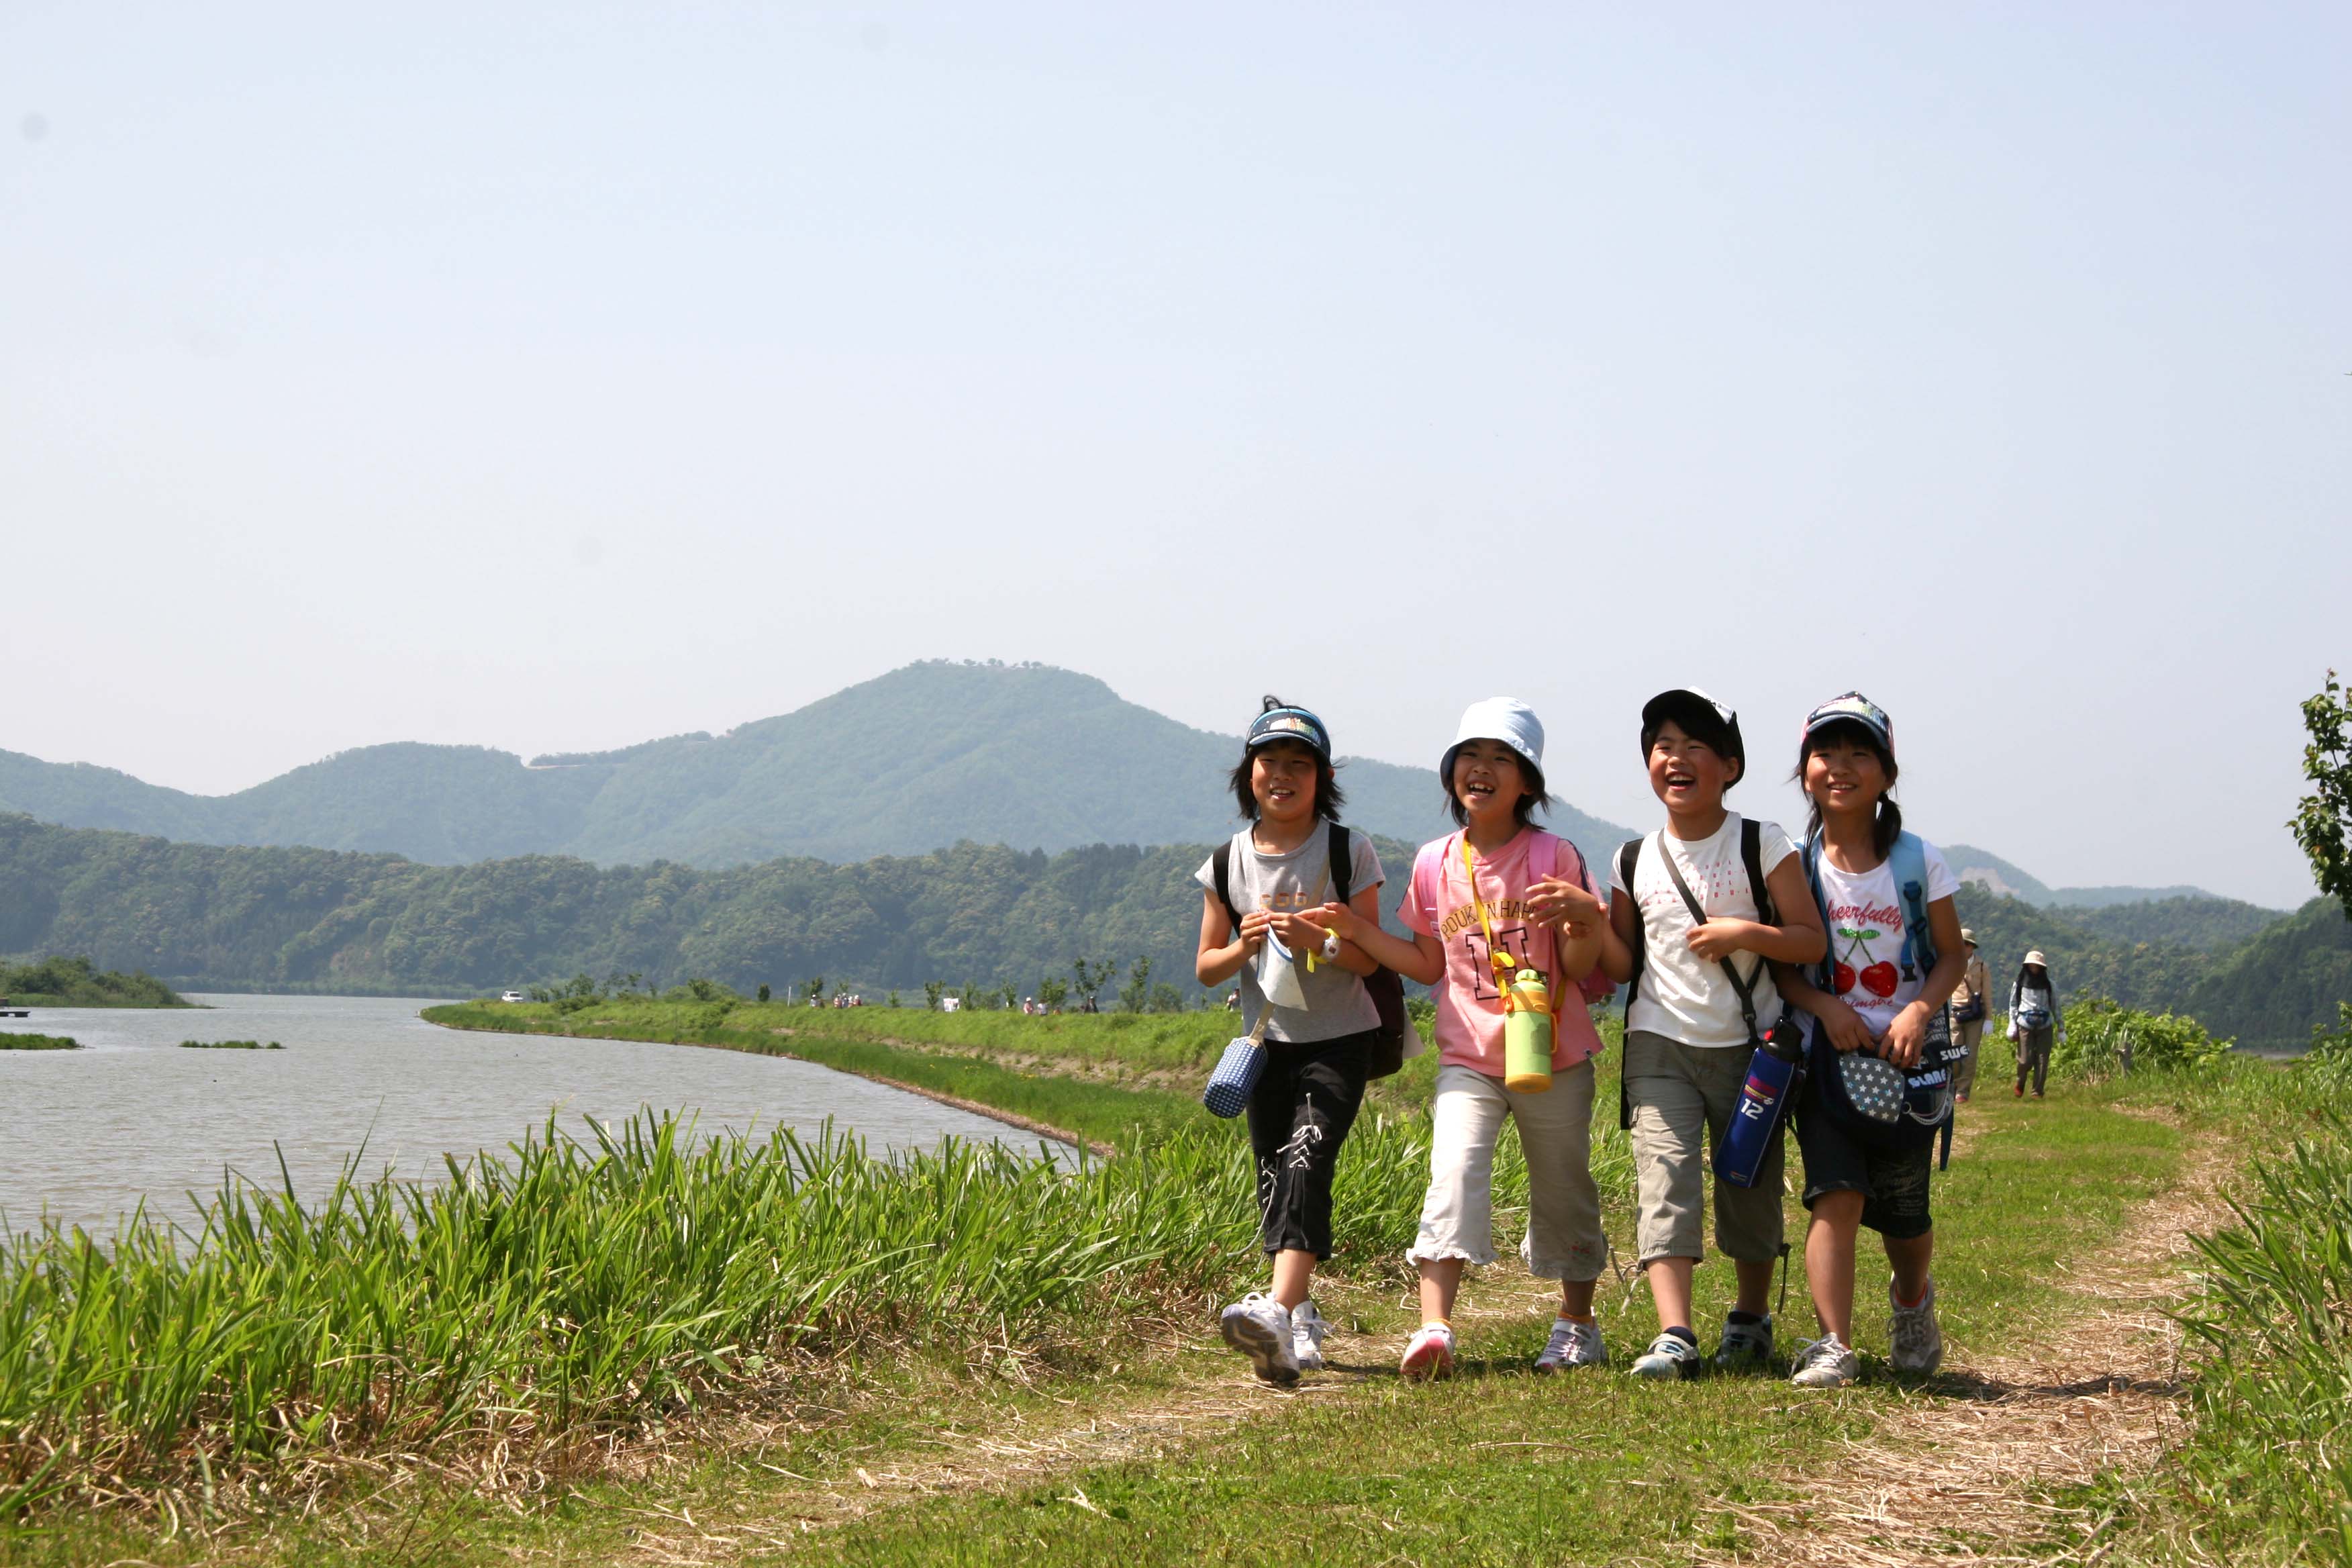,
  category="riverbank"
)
[4,1001,2341,1565]
[0,954,189,1008]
